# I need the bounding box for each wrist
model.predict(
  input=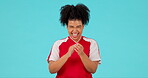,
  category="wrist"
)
[66,52,71,58]
[78,51,85,56]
